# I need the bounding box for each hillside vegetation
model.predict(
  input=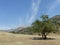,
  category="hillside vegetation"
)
[11,15,60,34]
